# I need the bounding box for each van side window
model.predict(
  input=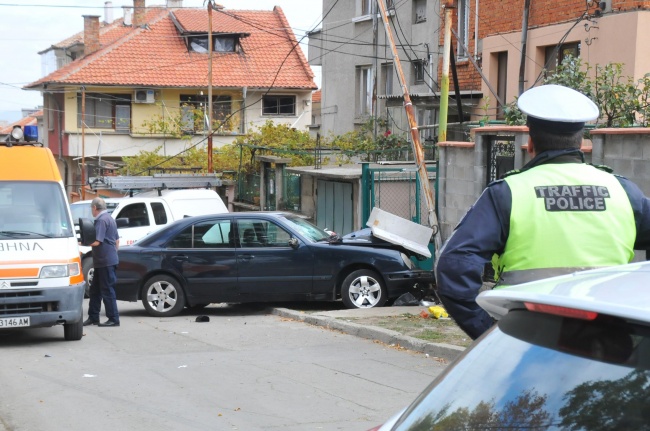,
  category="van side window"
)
[117,203,149,228]
[151,202,167,225]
